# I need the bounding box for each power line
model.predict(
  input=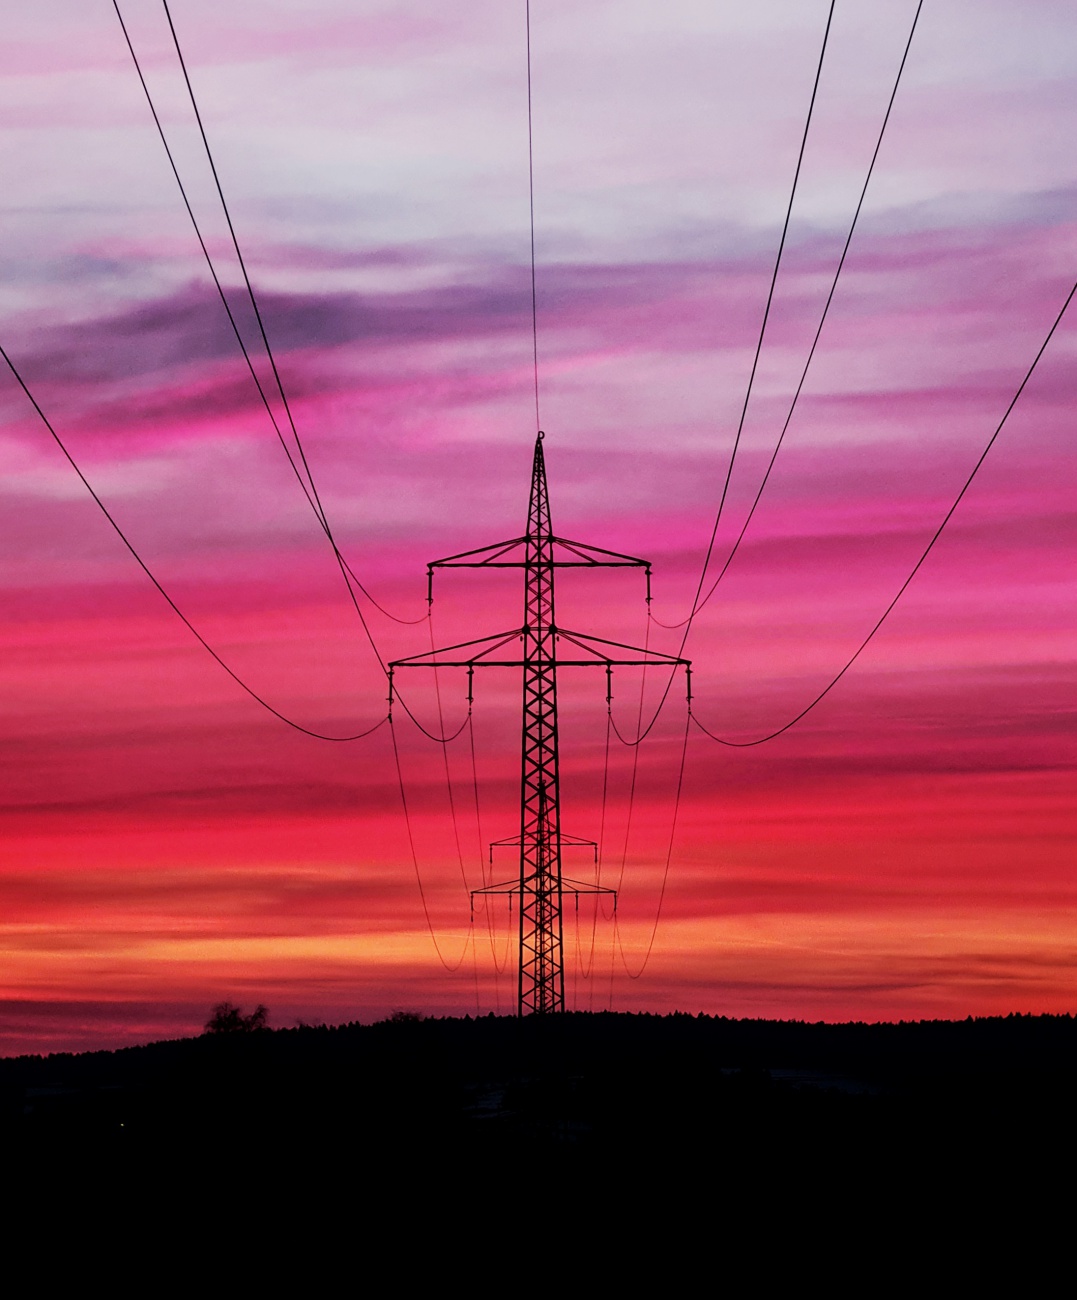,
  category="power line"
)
[393,690,473,744]
[156,0,474,744]
[158,1,451,720]
[119,4,462,752]
[169,1,423,627]
[428,611,472,895]
[582,711,614,979]
[598,1,1062,754]
[162,0,327,529]
[111,4,319,542]
[0,340,387,743]
[2,9,535,754]
[660,1,835,646]
[389,716,475,972]
[617,704,690,979]
[653,0,924,628]
[605,3,837,750]
[689,264,1077,747]
[525,0,541,432]
[468,712,510,976]
[123,0,424,628]
[611,620,654,908]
